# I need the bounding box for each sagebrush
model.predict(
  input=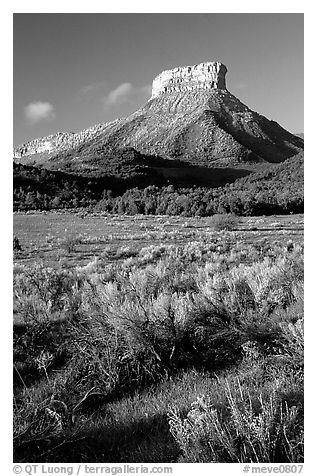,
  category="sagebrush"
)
[13,238,304,462]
